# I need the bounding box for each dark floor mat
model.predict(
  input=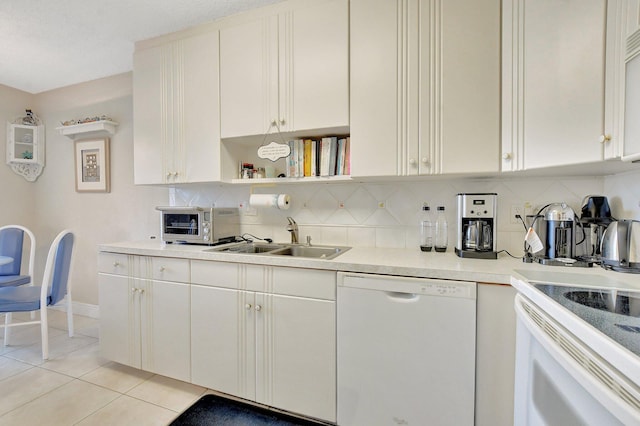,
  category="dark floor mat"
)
[169,394,326,426]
